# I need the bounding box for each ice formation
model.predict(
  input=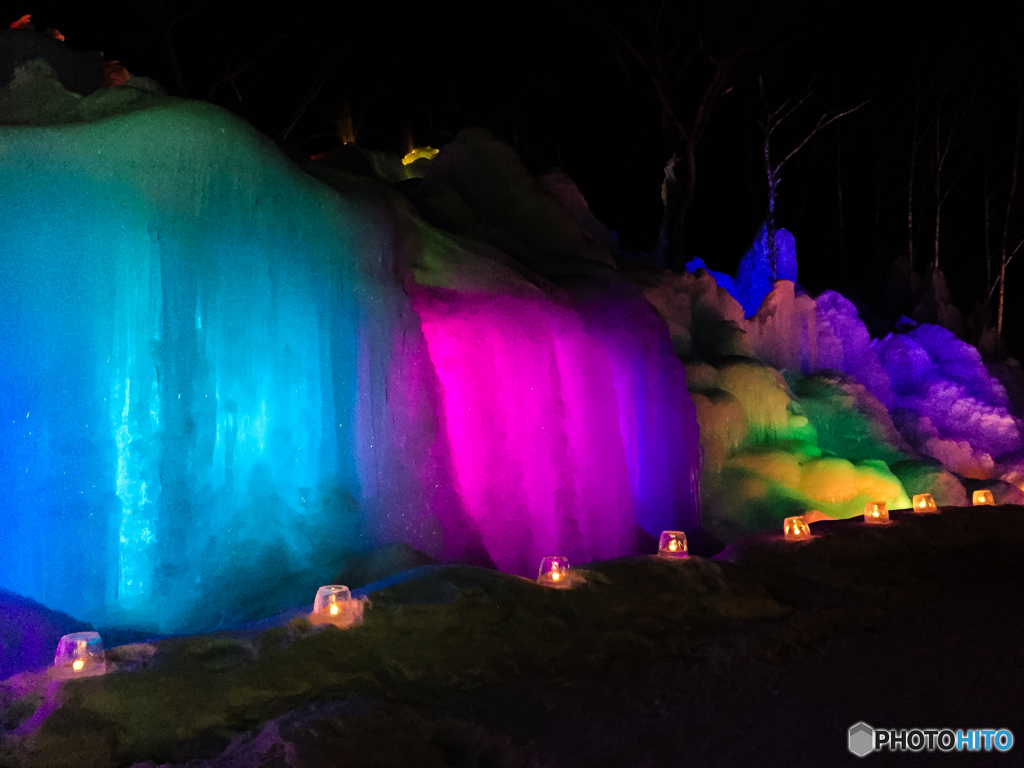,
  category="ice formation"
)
[0,64,699,631]
[815,291,893,406]
[3,32,1022,636]
[631,229,1005,540]
[684,226,797,319]
[874,325,1023,477]
[733,225,798,318]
